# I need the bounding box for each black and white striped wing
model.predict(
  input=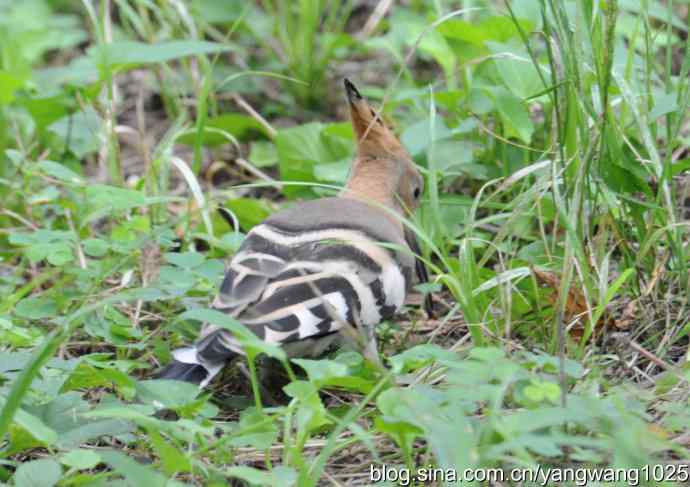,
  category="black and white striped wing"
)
[200,222,408,357]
